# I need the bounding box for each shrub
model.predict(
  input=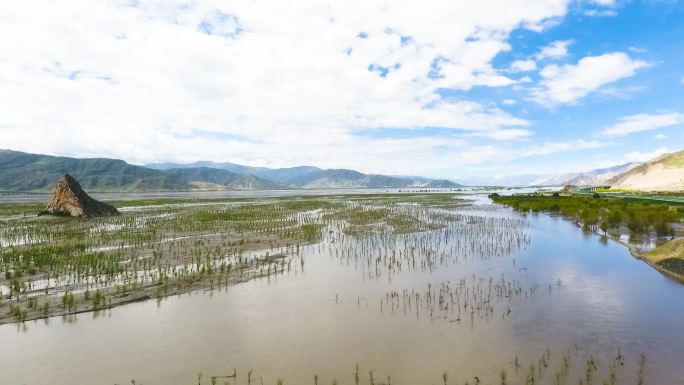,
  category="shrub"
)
[655,222,675,237]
